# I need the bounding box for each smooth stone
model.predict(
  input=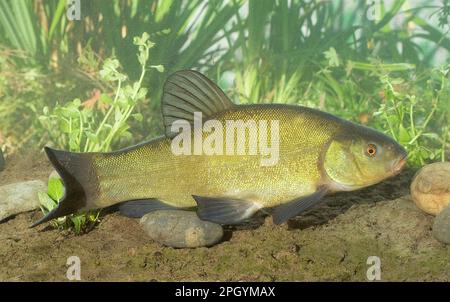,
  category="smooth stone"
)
[432,205,450,244]
[410,162,450,215]
[0,180,47,222]
[140,210,224,248]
